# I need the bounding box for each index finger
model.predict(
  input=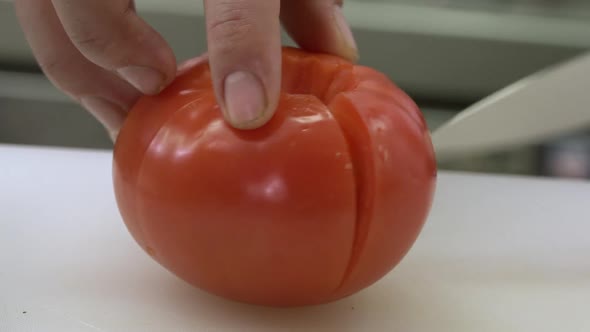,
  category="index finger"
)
[51,0,176,95]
